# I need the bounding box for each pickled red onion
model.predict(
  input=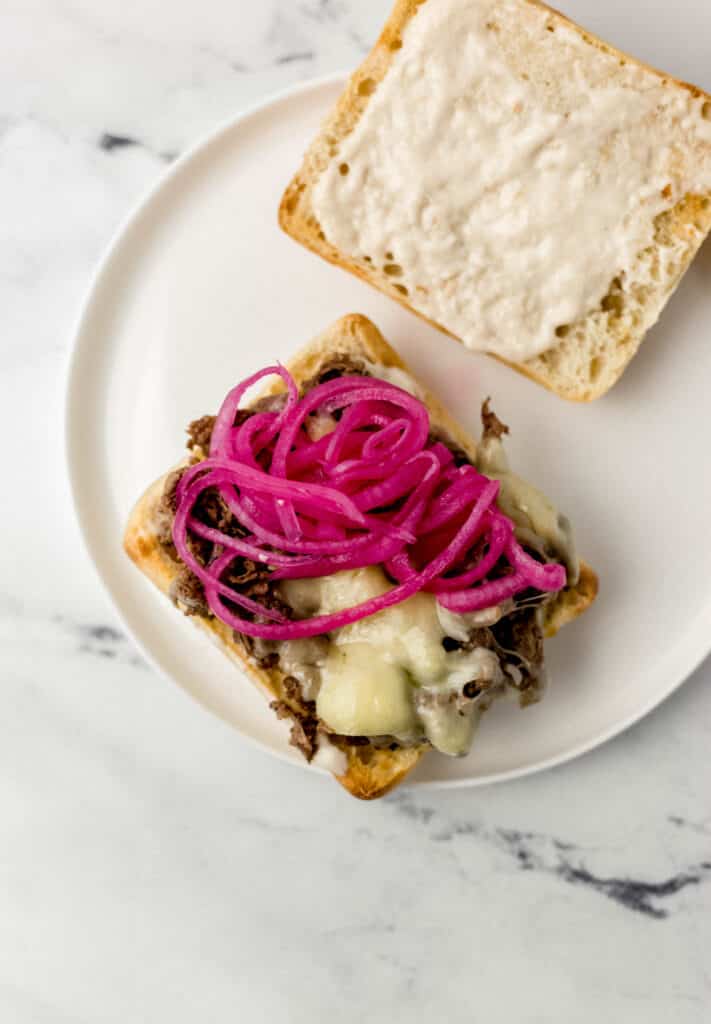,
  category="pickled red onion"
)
[171,367,568,639]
